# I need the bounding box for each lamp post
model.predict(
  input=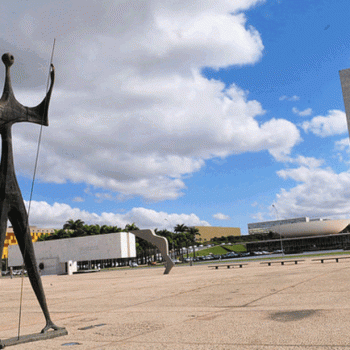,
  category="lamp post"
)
[272,204,284,256]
